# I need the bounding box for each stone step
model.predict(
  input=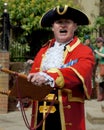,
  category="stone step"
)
[85,99,104,124]
[86,119,104,130]
[101,103,104,112]
[85,99,104,130]
[86,110,104,124]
